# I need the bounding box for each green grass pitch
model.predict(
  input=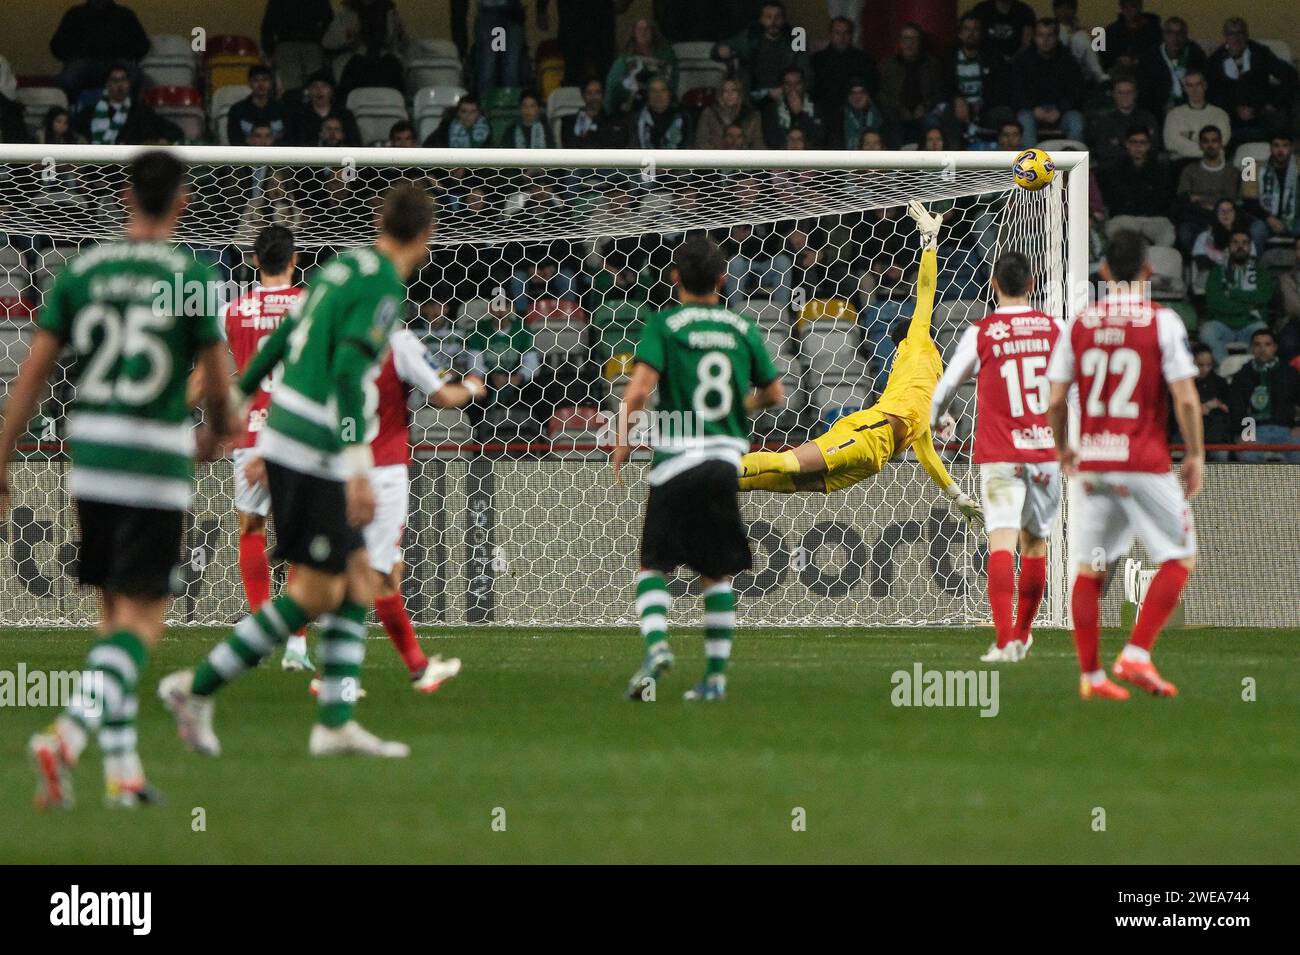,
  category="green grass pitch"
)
[2,626,1297,863]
